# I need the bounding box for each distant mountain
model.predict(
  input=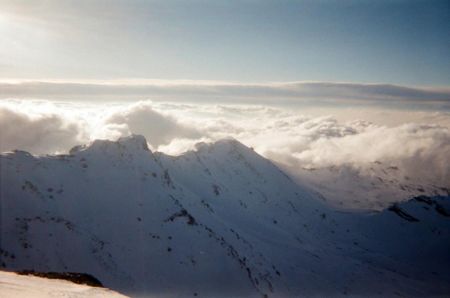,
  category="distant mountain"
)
[1,135,449,297]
